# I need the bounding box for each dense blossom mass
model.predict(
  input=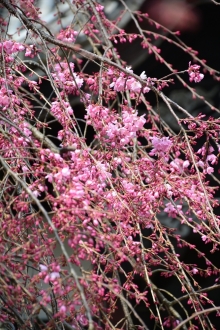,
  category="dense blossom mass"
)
[0,0,219,330]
